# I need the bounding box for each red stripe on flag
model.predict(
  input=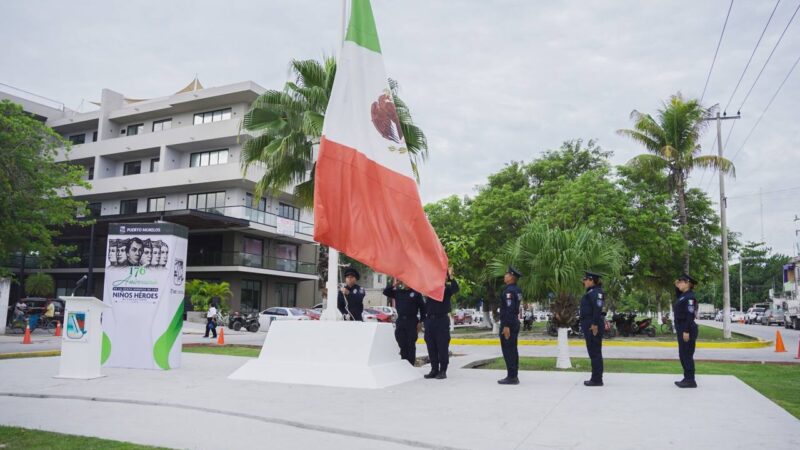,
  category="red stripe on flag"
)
[314,136,448,301]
